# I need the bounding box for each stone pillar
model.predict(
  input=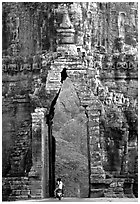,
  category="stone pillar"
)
[99,125,108,169]
[110,8,118,51]
[41,112,49,198]
[123,178,135,198]
[120,129,135,198]
[29,107,49,198]
[76,31,84,47]
[120,129,129,175]
[118,12,126,40]
[3,96,32,177]
[47,114,55,197]
[86,105,106,197]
